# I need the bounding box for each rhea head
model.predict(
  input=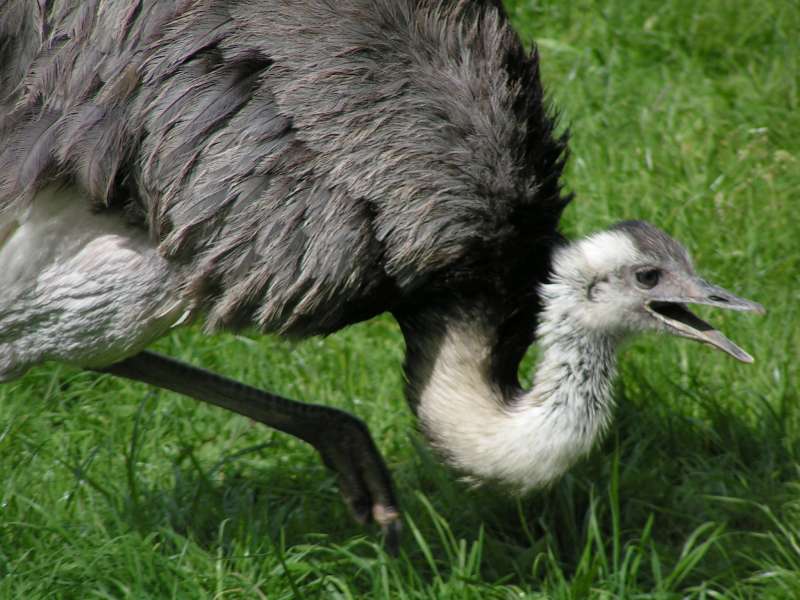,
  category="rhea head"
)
[539,220,764,362]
